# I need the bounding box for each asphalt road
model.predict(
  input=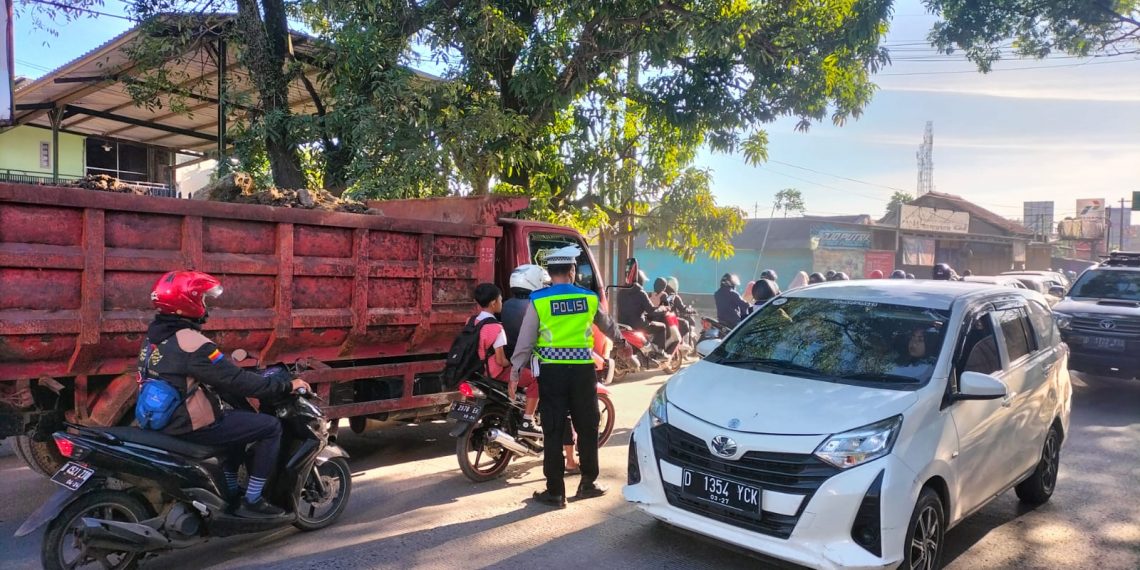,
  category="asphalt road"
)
[1,370,1138,570]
